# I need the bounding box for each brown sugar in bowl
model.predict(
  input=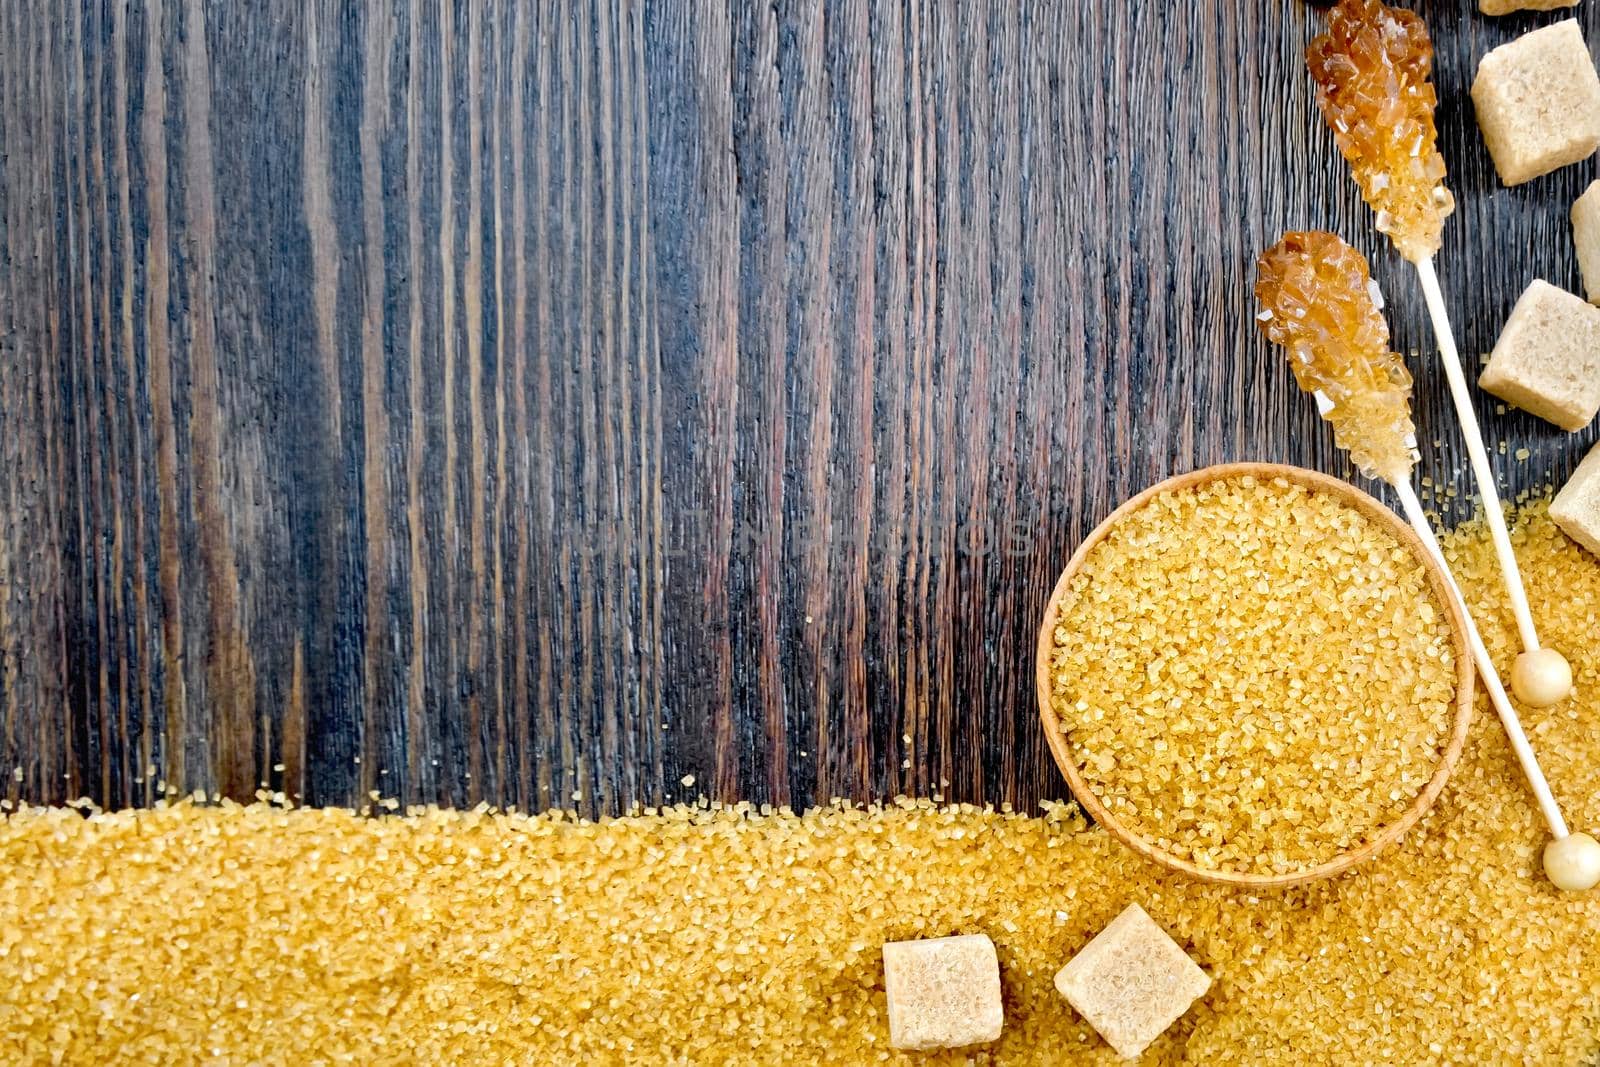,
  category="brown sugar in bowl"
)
[1035,463,1475,890]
